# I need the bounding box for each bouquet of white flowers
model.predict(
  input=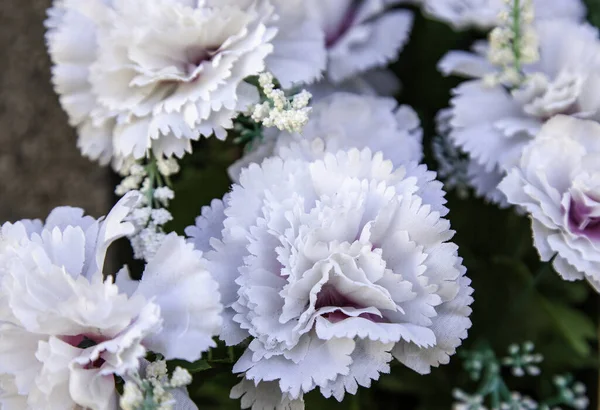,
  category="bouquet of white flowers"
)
[1,0,599,409]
